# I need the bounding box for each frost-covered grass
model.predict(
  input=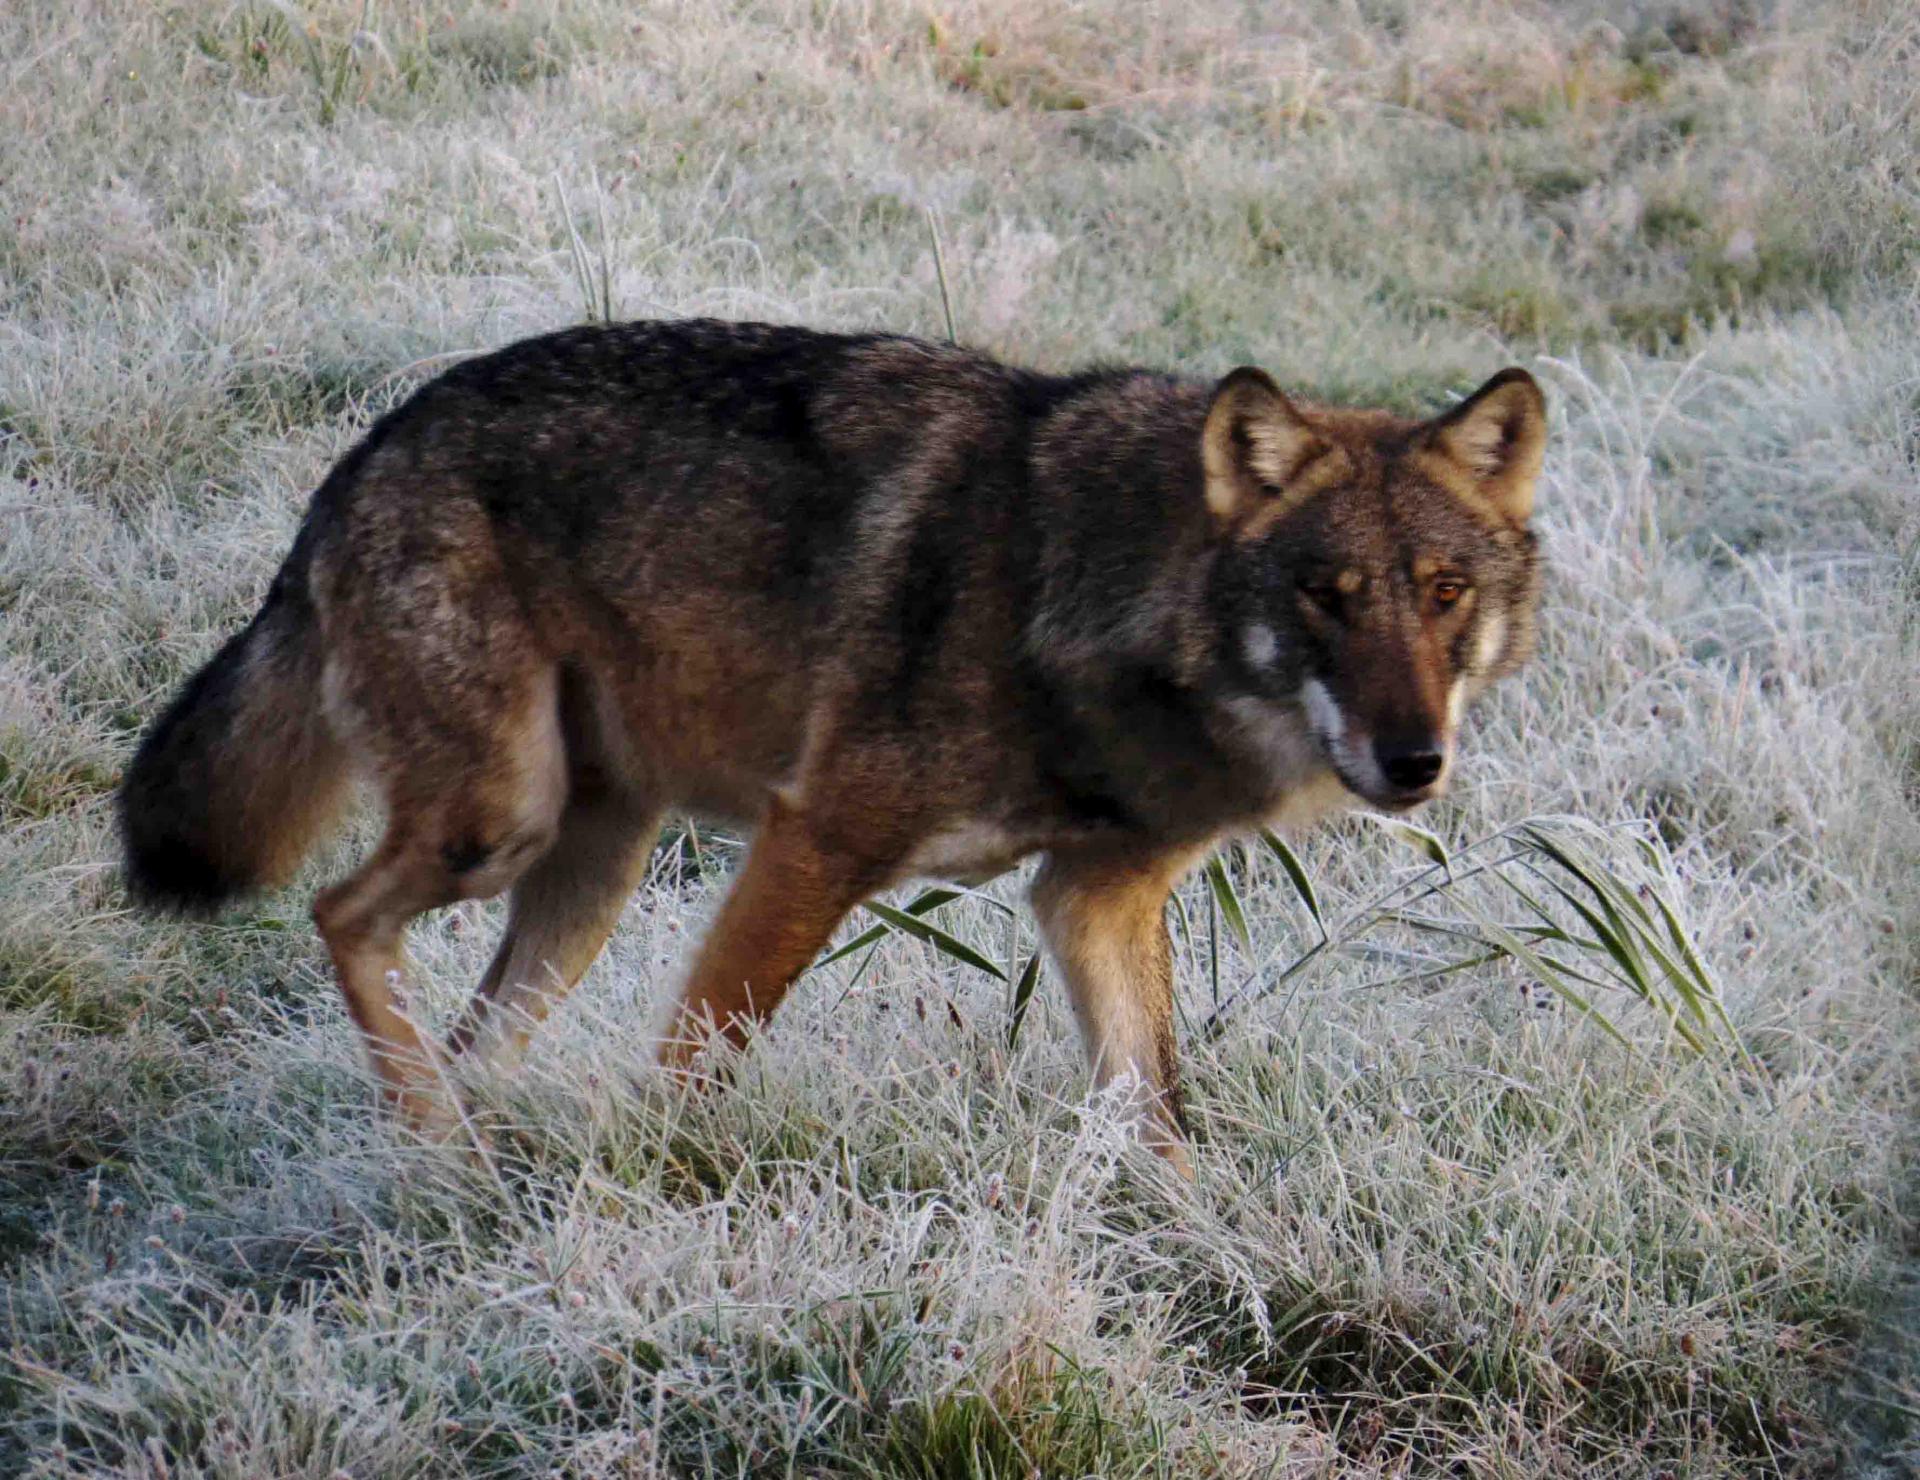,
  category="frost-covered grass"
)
[2,1,1917,1473]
